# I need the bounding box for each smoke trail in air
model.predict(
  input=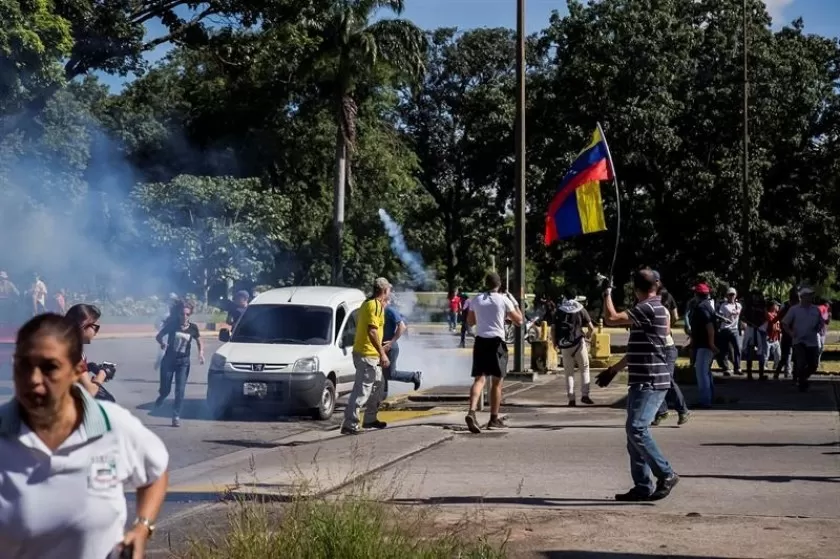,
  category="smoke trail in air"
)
[377,208,432,288]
